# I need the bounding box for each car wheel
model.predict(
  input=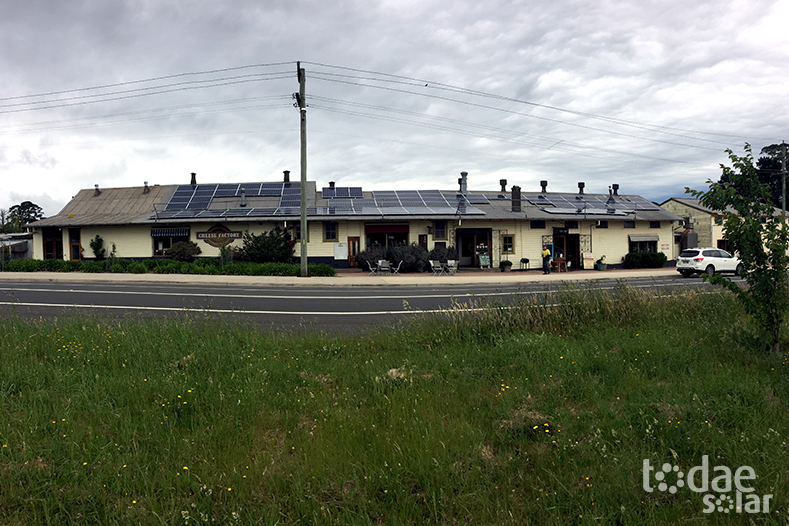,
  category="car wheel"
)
[704,264,715,276]
[735,263,743,276]
[681,270,693,278]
